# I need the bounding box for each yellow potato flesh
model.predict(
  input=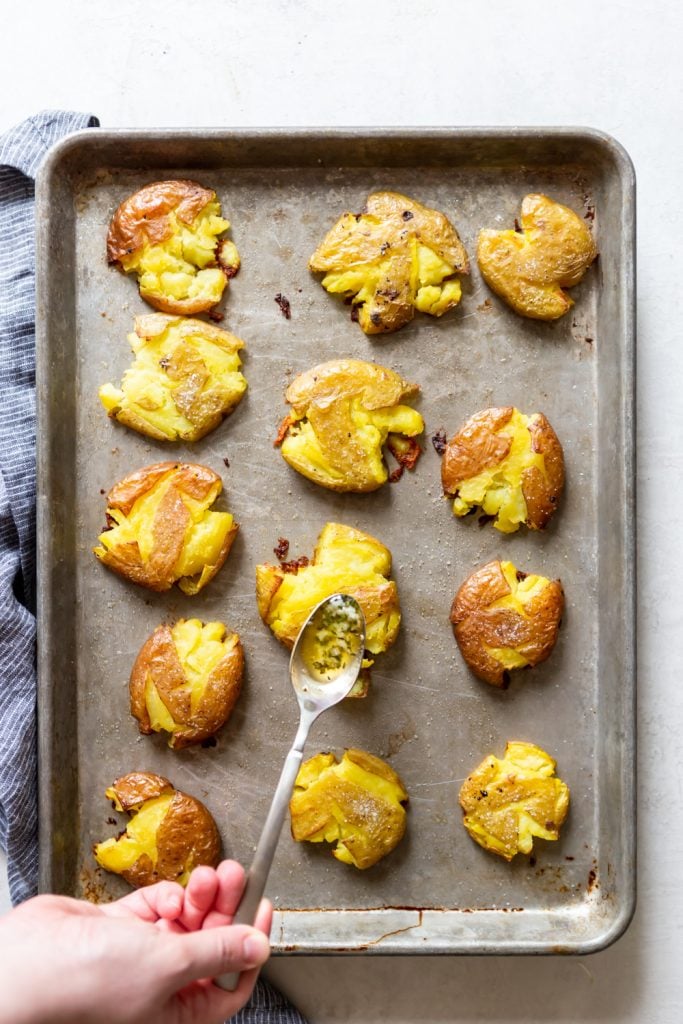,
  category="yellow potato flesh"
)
[95,473,233,590]
[483,561,552,669]
[477,192,597,321]
[145,677,179,734]
[99,478,175,563]
[294,753,406,868]
[494,560,549,607]
[452,410,546,532]
[267,526,398,655]
[295,752,336,787]
[465,810,560,858]
[484,646,529,670]
[281,420,346,485]
[322,240,460,320]
[99,323,246,441]
[491,228,572,311]
[173,489,233,581]
[121,201,231,307]
[145,619,233,732]
[281,400,423,490]
[94,793,173,873]
[462,742,569,859]
[415,279,462,314]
